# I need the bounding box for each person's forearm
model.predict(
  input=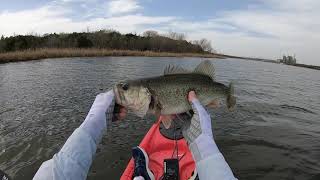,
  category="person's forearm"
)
[34,92,113,180]
[80,92,113,143]
[189,136,237,180]
[195,152,237,180]
[34,120,103,180]
[183,92,237,180]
